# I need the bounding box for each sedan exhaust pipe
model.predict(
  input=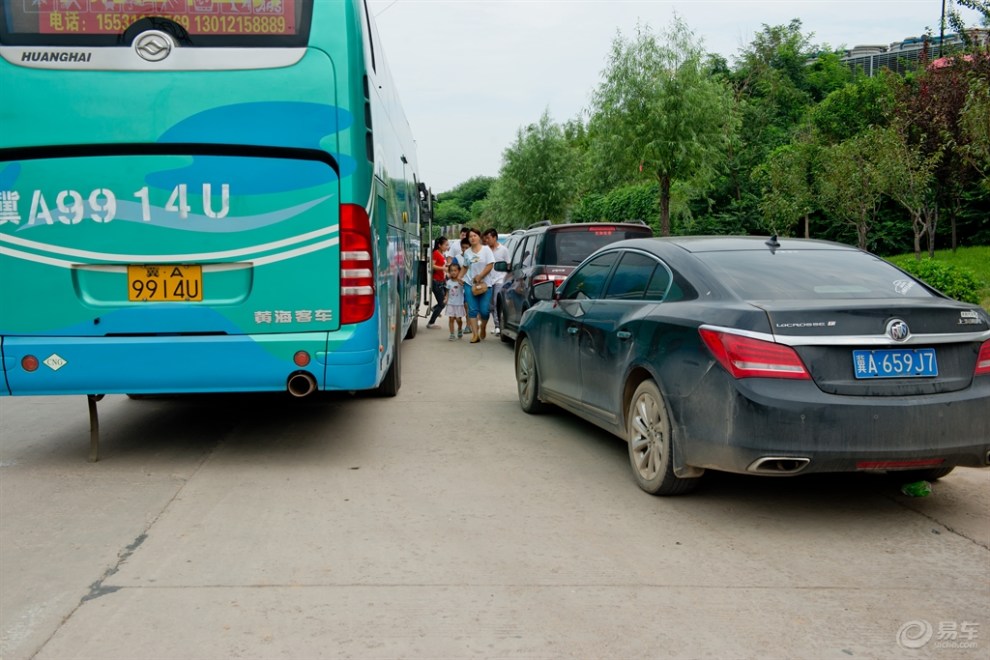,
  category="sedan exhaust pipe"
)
[287,372,317,398]
[747,456,811,475]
